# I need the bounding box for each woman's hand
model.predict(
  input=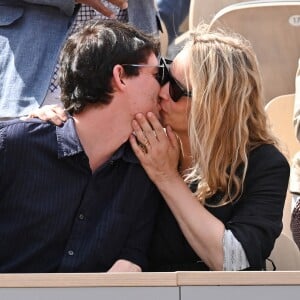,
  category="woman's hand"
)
[21,105,68,126]
[129,112,181,184]
[77,0,128,18]
[131,113,226,270]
